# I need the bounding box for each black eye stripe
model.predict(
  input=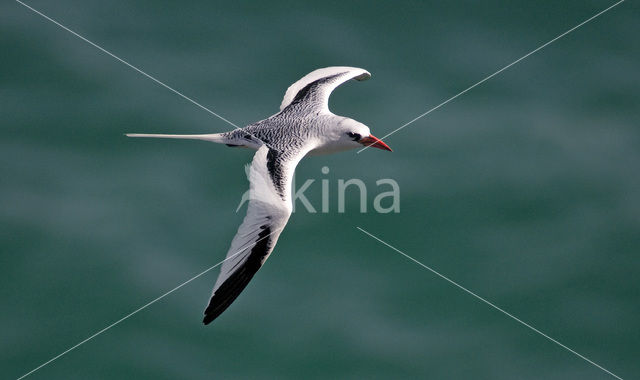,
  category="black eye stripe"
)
[347,132,361,141]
